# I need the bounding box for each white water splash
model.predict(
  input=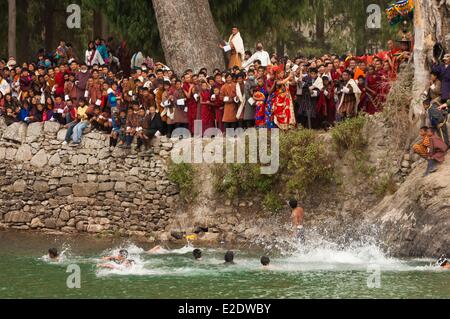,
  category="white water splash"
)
[39,243,73,264]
